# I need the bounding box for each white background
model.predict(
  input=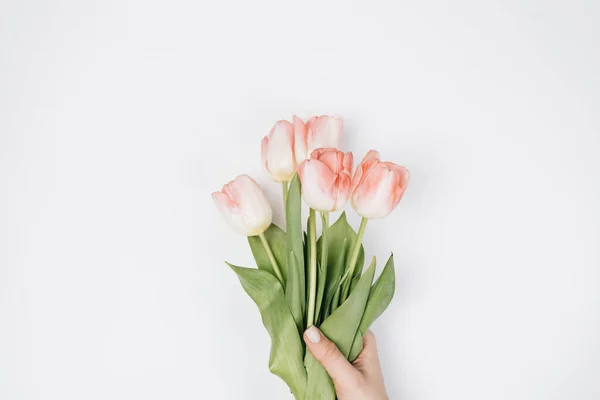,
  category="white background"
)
[1,0,599,399]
